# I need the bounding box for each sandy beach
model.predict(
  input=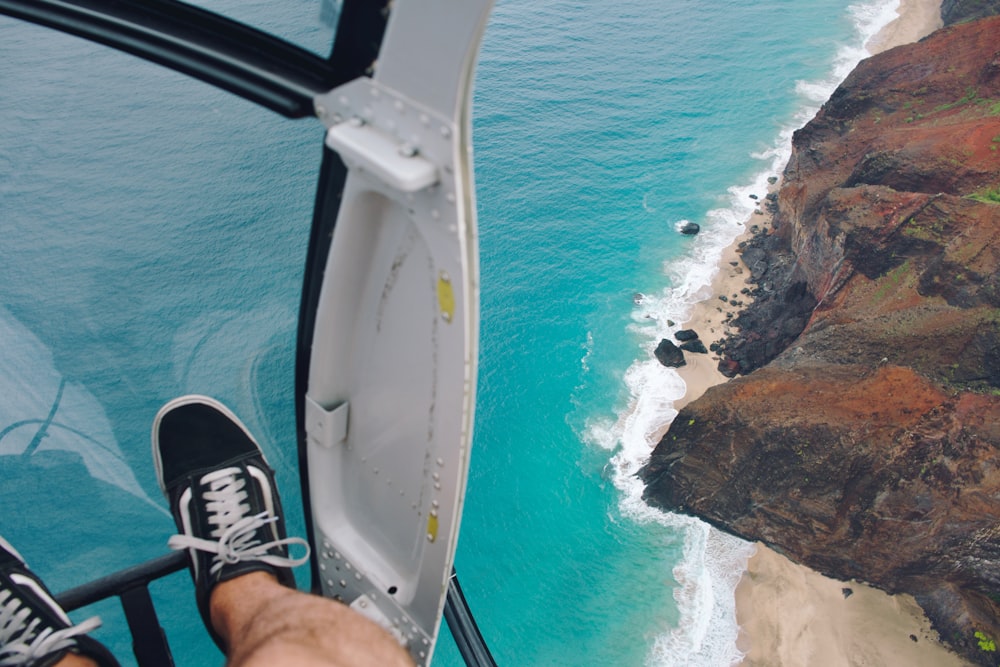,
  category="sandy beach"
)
[665,1,973,664]
[735,546,971,667]
[866,0,944,55]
